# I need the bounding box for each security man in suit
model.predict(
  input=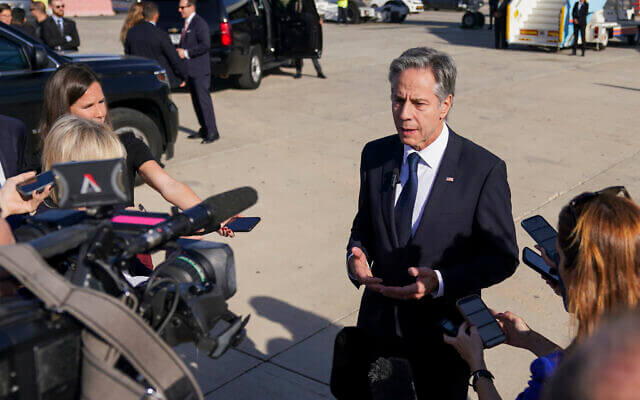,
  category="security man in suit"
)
[346,47,518,399]
[125,2,187,89]
[40,0,79,51]
[572,0,588,56]
[494,0,509,49]
[177,0,220,144]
